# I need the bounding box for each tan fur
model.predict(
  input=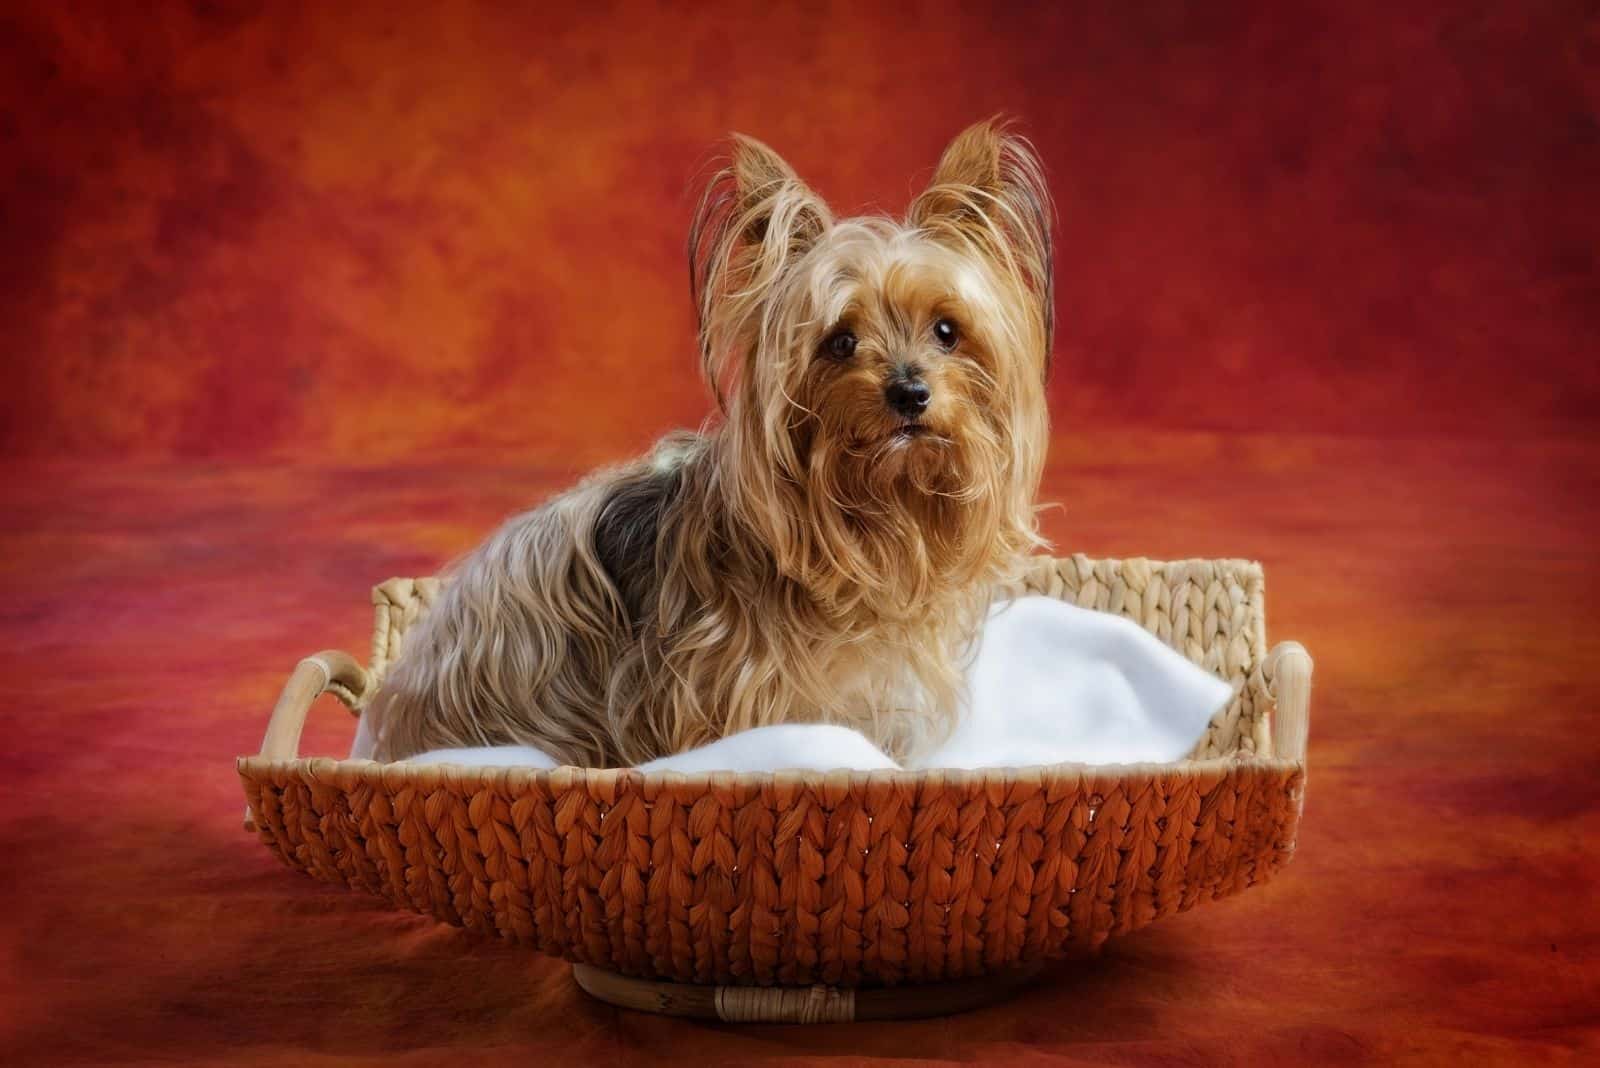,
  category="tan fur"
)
[365,119,1054,767]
